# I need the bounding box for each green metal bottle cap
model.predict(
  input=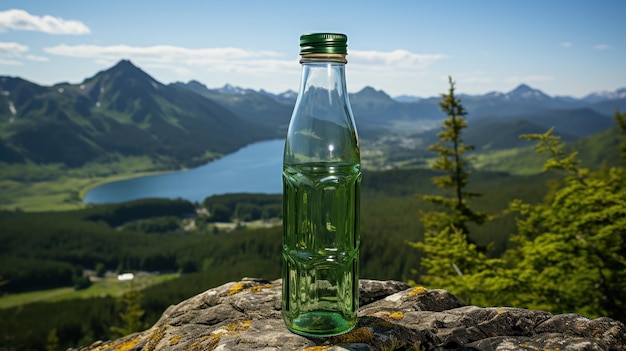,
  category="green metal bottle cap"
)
[300,33,348,55]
